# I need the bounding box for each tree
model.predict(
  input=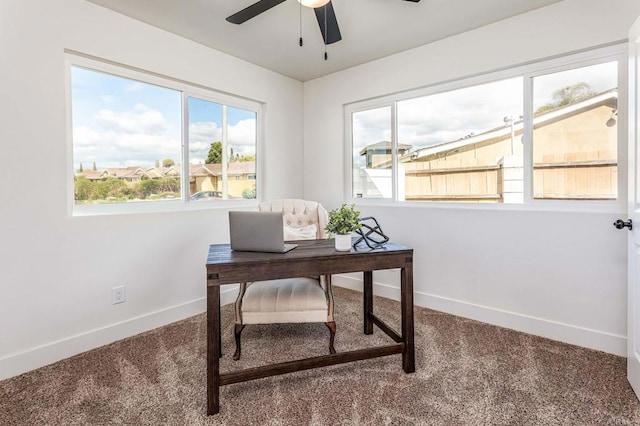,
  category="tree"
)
[92,161,97,171]
[78,163,83,173]
[155,159,160,168]
[206,141,223,164]
[242,187,256,199]
[157,177,180,193]
[94,178,126,200]
[229,148,241,162]
[535,82,596,115]
[75,176,92,201]
[138,179,161,198]
[162,158,175,167]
